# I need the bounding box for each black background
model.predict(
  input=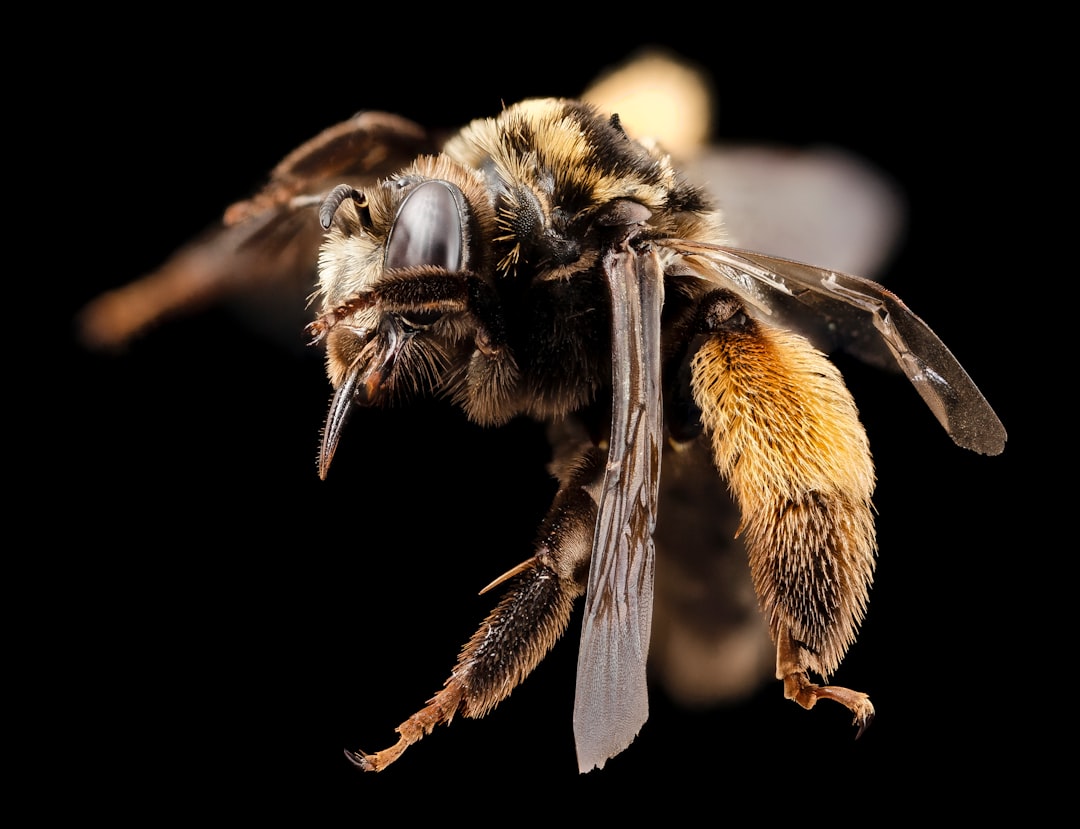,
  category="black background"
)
[55,17,1027,821]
